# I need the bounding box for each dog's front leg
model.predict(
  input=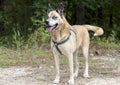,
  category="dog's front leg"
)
[53,53,60,84]
[68,54,74,84]
[74,50,79,78]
